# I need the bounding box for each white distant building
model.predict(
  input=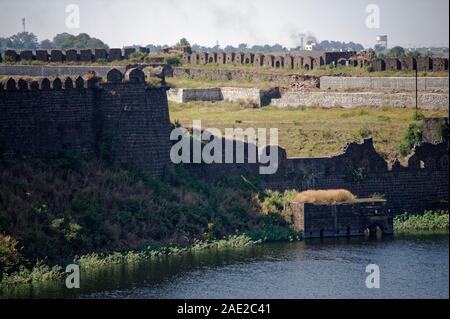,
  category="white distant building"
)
[304,42,317,51]
[376,35,388,50]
